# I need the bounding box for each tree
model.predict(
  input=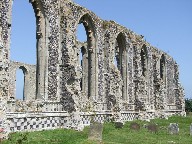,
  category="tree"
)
[185,98,192,112]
